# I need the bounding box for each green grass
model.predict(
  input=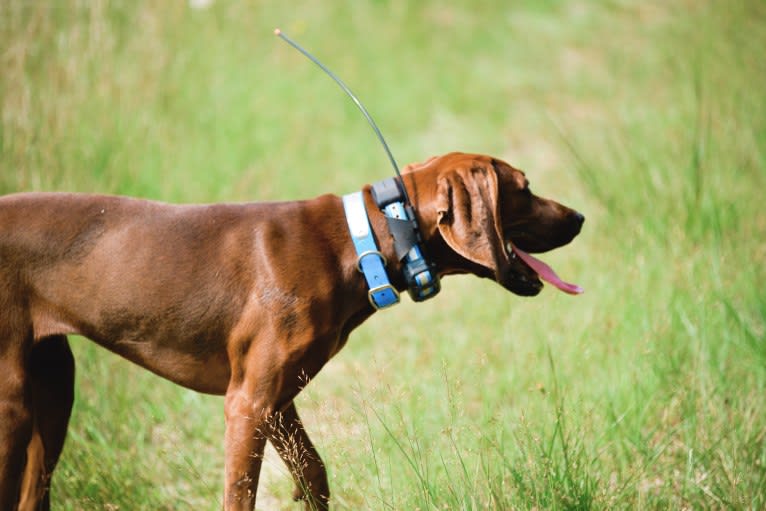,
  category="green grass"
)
[2,0,766,509]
